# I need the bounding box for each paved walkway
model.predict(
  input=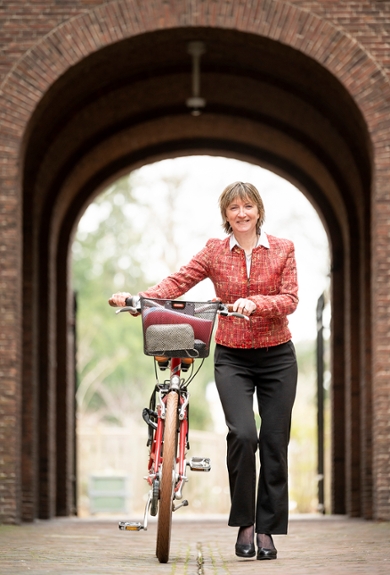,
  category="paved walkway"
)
[0,514,389,575]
